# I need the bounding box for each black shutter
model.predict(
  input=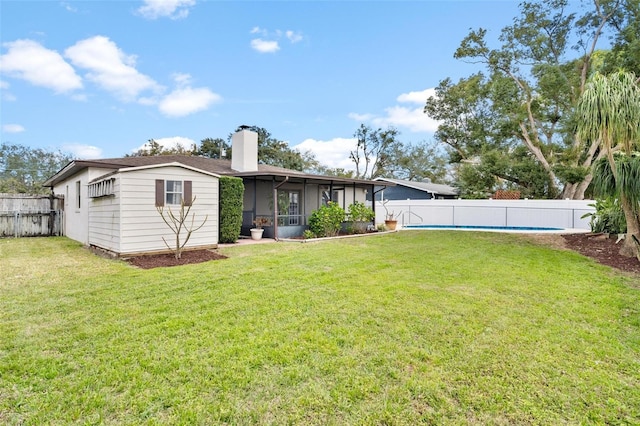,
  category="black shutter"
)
[184,180,193,206]
[155,179,164,207]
